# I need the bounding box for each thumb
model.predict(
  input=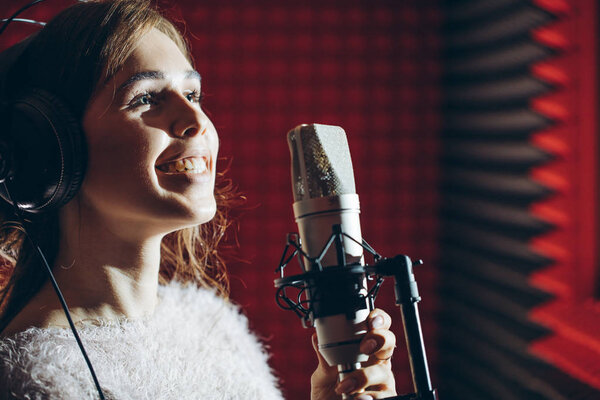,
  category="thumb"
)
[310,333,339,398]
[311,333,334,371]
